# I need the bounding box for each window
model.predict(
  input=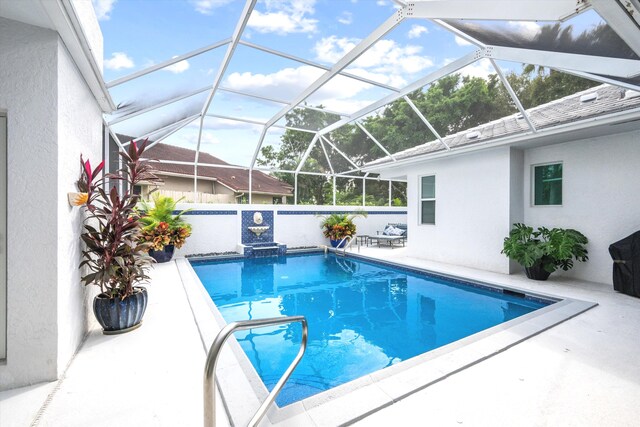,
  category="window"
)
[533,163,562,206]
[420,175,436,224]
[272,196,281,205]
